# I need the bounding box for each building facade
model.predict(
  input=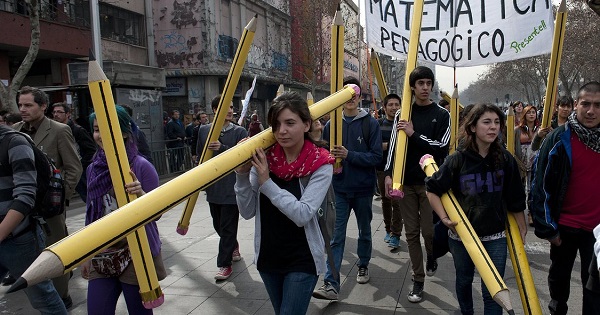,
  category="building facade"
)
[154,0,291,126]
